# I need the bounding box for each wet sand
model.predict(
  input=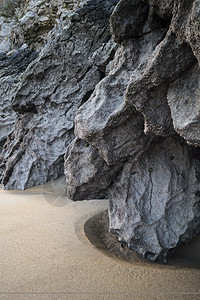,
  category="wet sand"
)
[0,177,200,299]
[85,211,200,269]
